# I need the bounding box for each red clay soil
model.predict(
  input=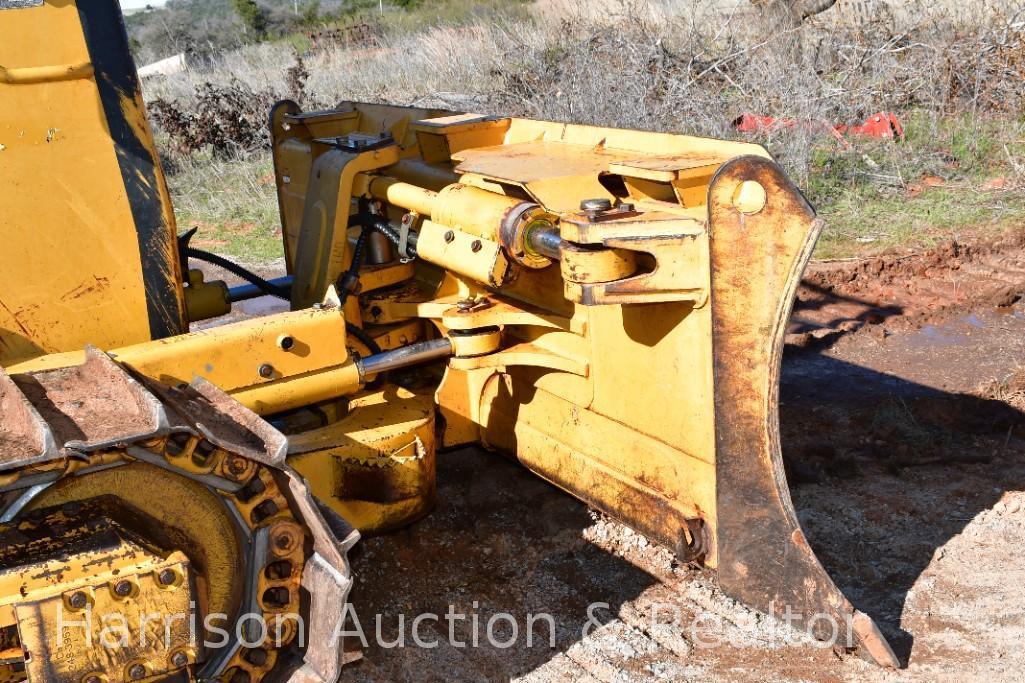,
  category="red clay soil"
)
[789,229,1025,348]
